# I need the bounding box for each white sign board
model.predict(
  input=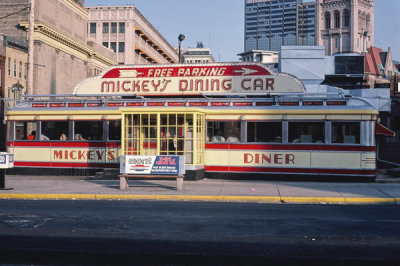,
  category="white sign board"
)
[0,152,14,169]
[120,155,185,175]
